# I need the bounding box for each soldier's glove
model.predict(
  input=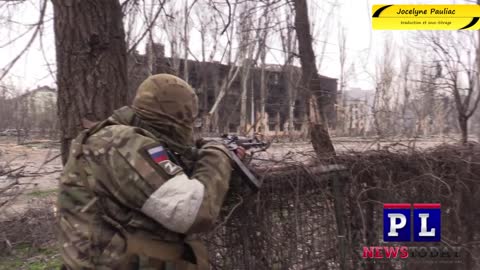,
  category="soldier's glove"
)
[234,146,246,160]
